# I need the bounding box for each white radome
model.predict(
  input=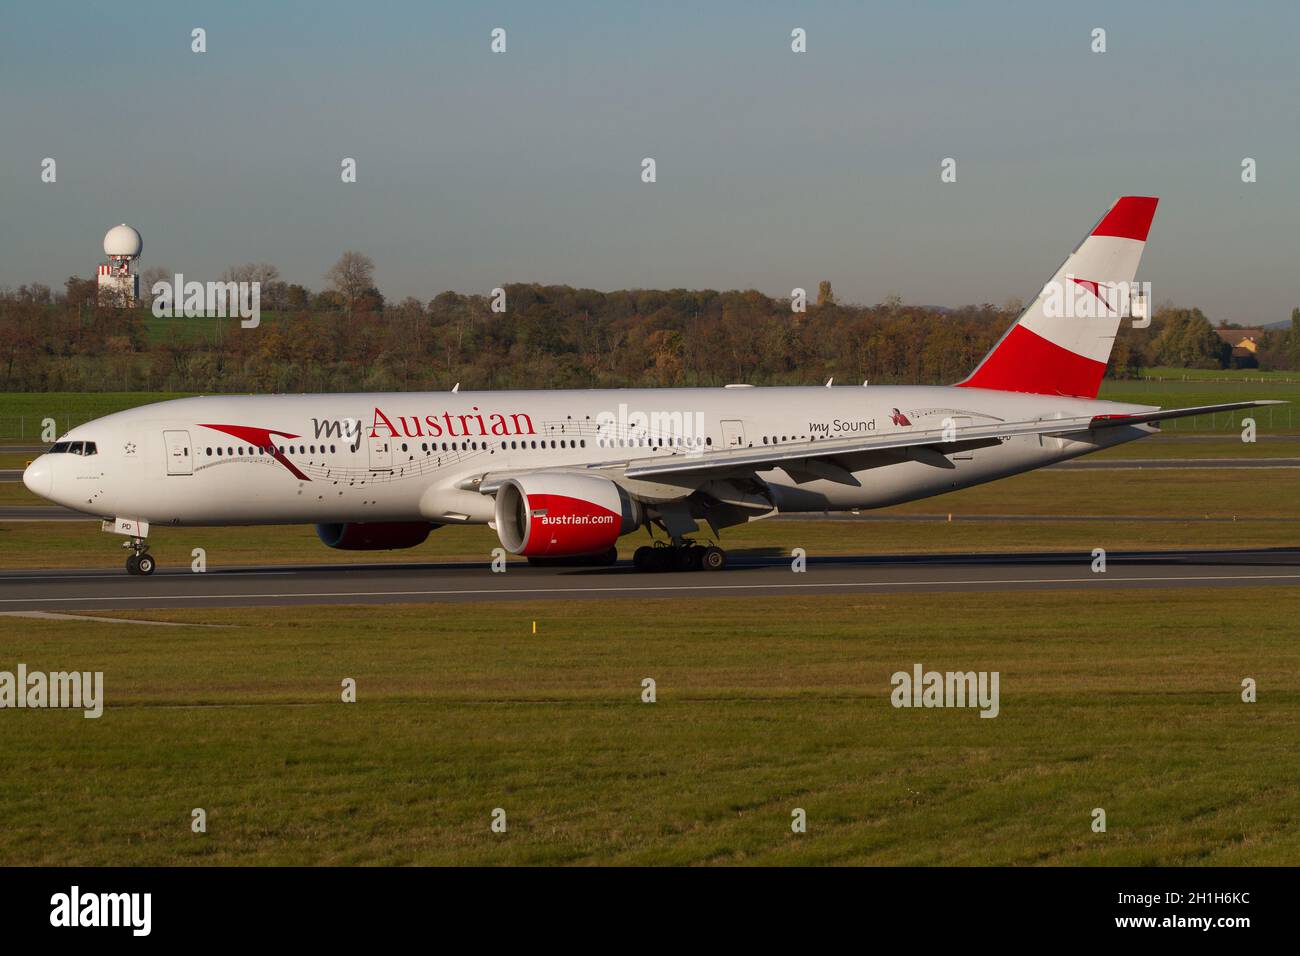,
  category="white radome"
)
[103,223,142,259]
